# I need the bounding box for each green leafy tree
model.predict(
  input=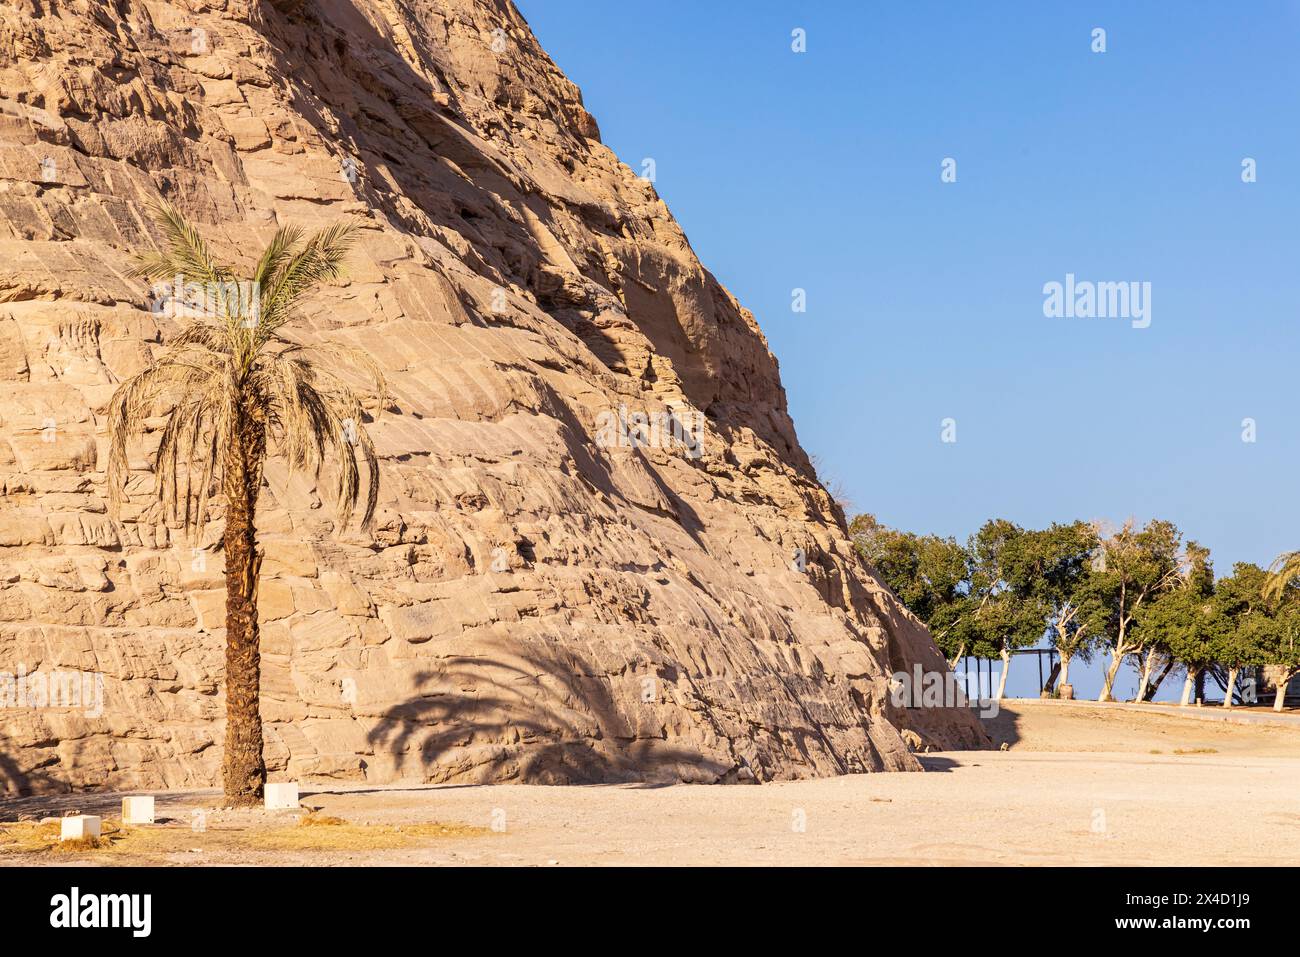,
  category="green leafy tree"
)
[1262,595,1300,712]
[1261,552,1300,709]
[1090,519,1184,702]
[1138,542,1223,706]
[1005,521,1104,691]
[1130,541,1211,702]
[851,514,972,665]
[964,520,1049,700]
[1268,607,1300,711]
[1213,563,1271,707]
[108,204,384,804]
